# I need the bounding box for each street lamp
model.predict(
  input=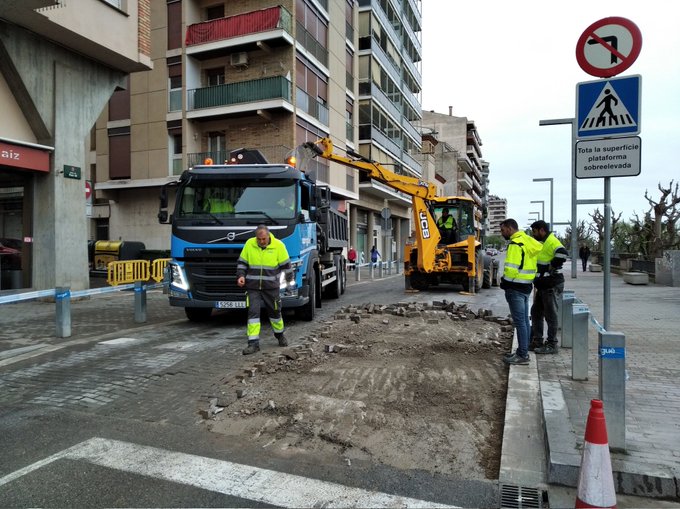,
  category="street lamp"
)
[529,211,540,223]
[538,118,577,279]
[533,178,553,229]
[530,200,545,221]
